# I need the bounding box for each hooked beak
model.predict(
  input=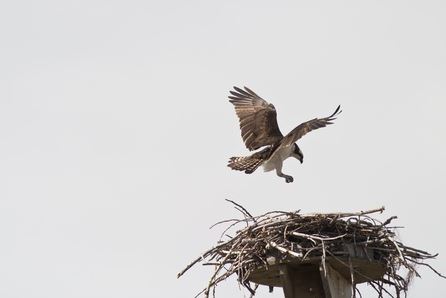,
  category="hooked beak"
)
[296,155,303,164]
